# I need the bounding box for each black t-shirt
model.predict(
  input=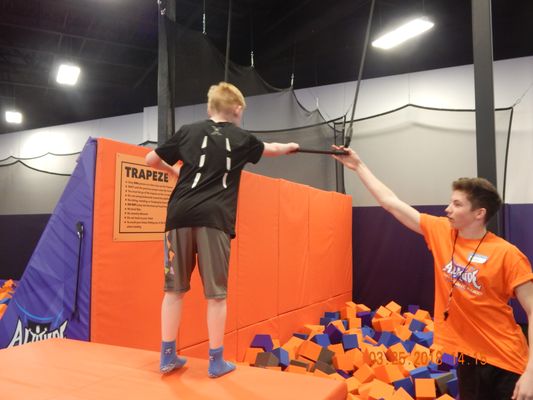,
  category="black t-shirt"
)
[155,119,264,237]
